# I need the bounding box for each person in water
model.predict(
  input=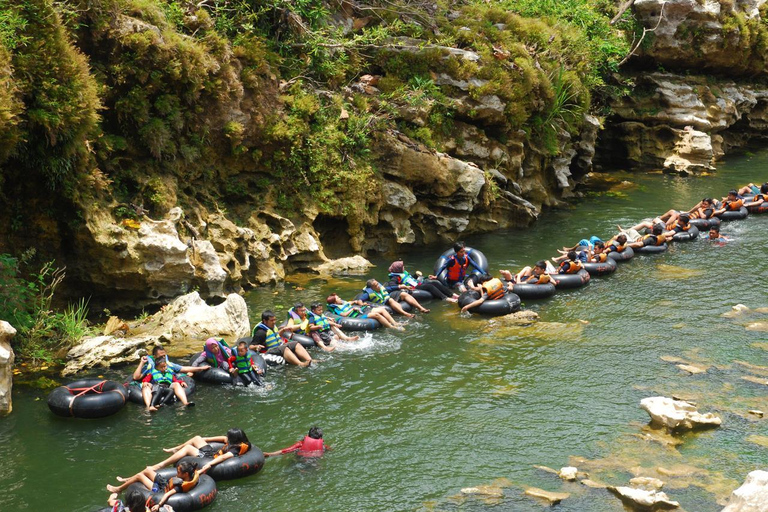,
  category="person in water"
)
[250,310,312,367]
[284,302,335,352]
[326,293,404,330]
[386,260,459,302]
[190,338,232,370]
[228,340,264,386]
[460,274,508,313]
[106,460,202,508]
[708,225,730,243]
[264,426,329,458]
[359,278,430,315]
[308,302,359,346]
[141,358,194,411]
[144,428,254,472]
[433,242,483,292]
